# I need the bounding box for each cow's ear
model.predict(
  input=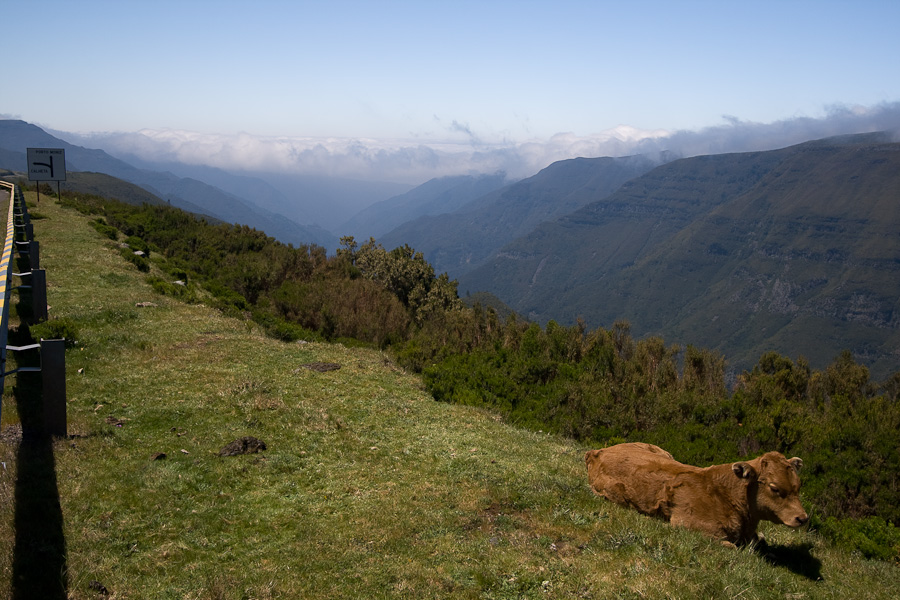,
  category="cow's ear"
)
[732,462,756,479]
[788,457,803,473]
